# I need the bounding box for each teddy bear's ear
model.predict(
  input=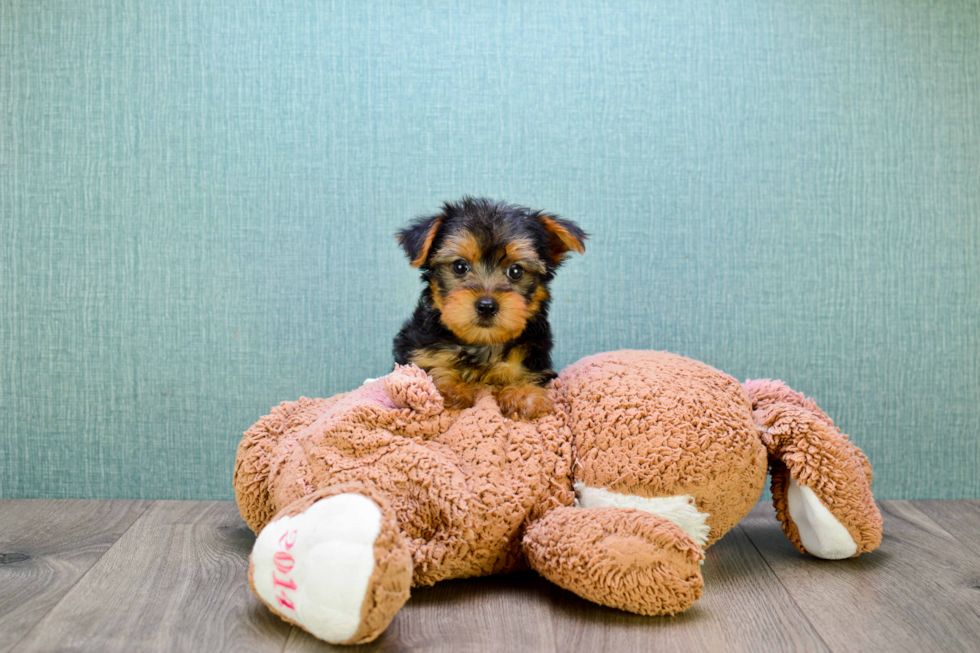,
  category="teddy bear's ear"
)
[533,212,588,266]
[385,365,443,415]
[395,214,445,268]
